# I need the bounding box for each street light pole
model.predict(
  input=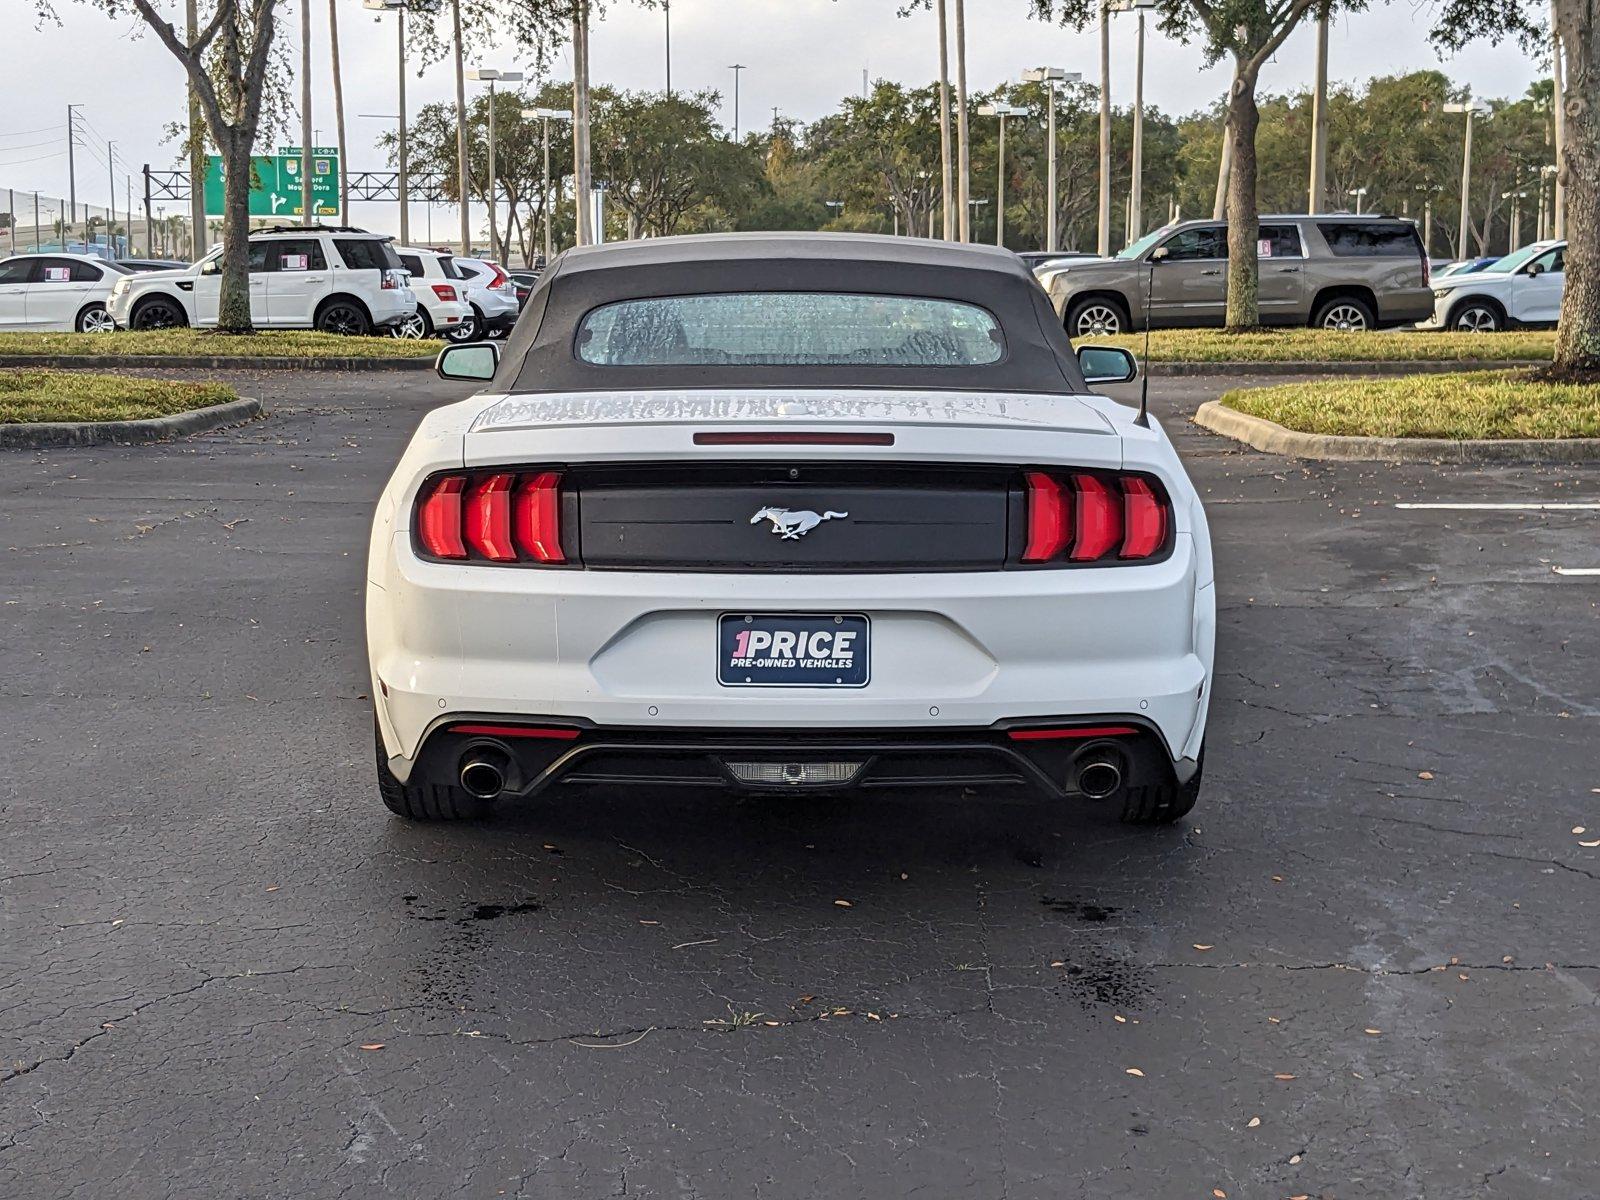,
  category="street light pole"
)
[1551,0,1566,239]
[572,0,594,246]
[1097,0,1111,256]
[935,0,954,240]
[451,0,470,253]
[1348,186,1367,214]
[1023,68,1079,253]
[524,107,572,262]
[954,0,971,242]
[1106,1,1155,243]
[365,0,435,246]
[301,0,313,222]
[729,64,746,140]
[977,103,1022,248]
[468,69,525,263]
[1444,98,1488,260]
[1308,1,1329,213]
